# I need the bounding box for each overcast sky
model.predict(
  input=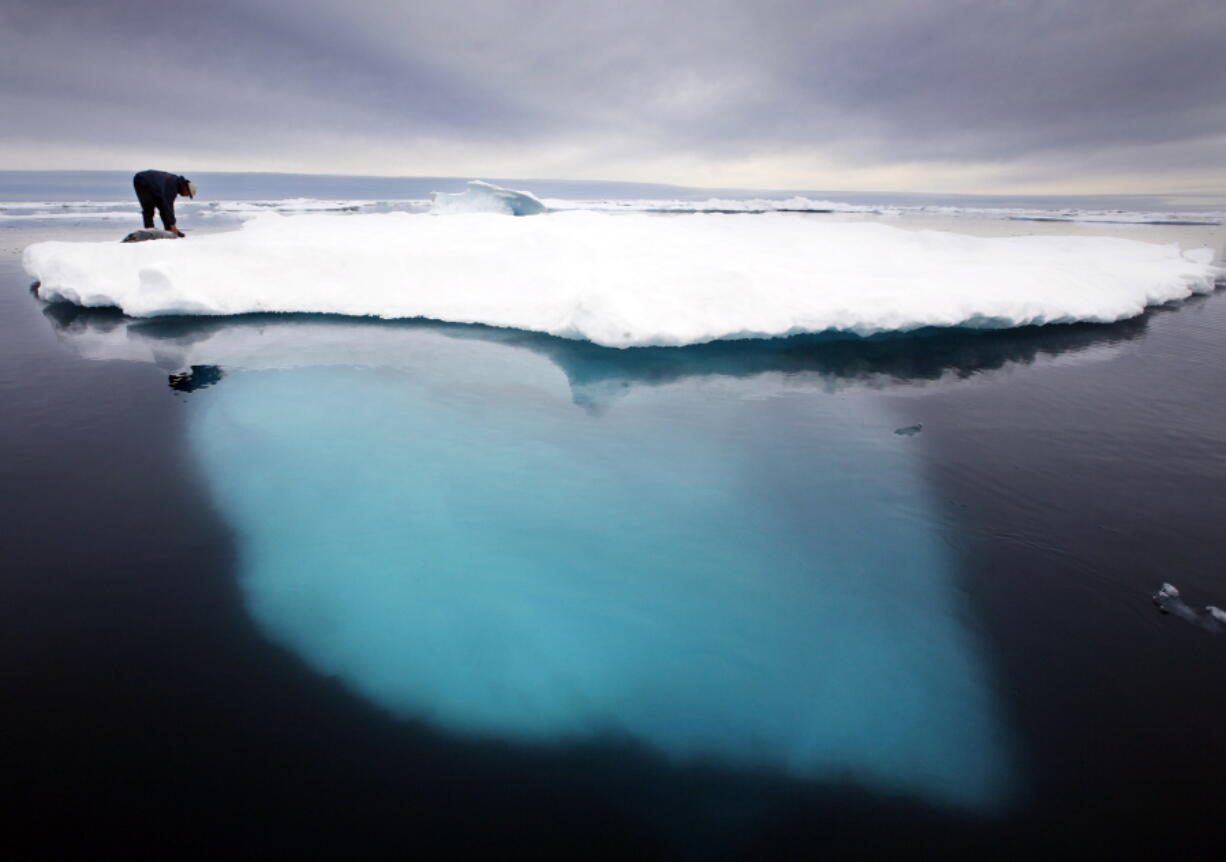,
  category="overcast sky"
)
[2,0,1223,193]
